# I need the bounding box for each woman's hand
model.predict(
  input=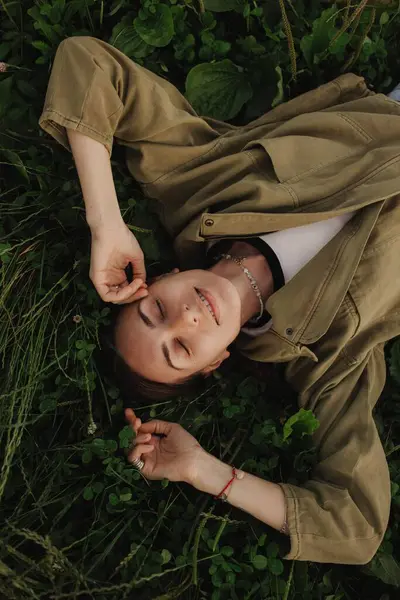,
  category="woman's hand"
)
[125,409,206,484]
[90,221,148,304]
